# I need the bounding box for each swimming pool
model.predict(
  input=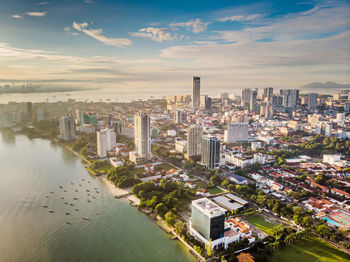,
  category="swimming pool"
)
[322,217,340,226]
